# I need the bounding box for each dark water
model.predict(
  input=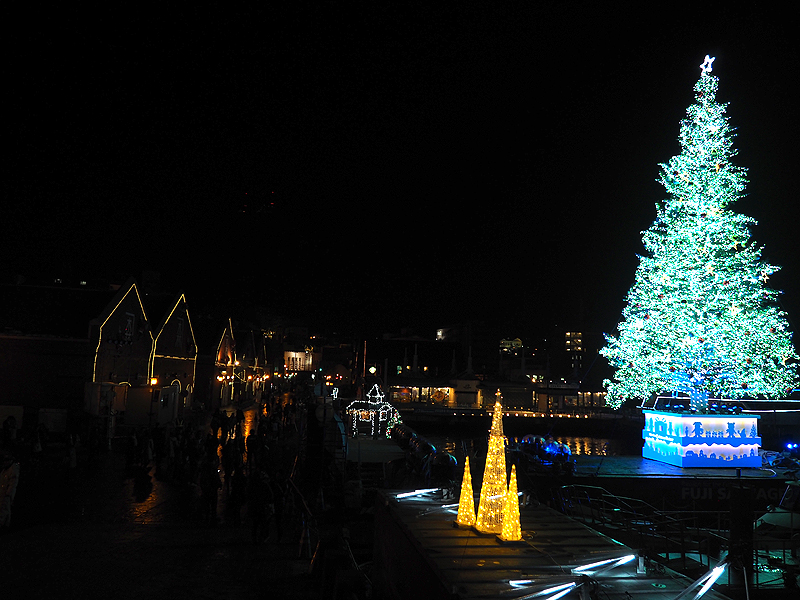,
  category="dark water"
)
[420,433,637,458]
[406,415,644,460]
